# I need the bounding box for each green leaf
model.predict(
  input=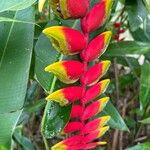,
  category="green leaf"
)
[126,0,148,31]
[13,126,35,150]
[35,21,59,91]
[140,117,150,124]
[127,142,150,150]
[131,17,150,42]
[0,111,22,150]
[41,102,71,138]
[0,0,36,13]
[0,16,37,26]
[143,0,150,13]
[139,62,150,109]
[105,41,150,56]
[102,101,129,131]
[0,7,34,149]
